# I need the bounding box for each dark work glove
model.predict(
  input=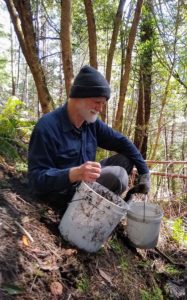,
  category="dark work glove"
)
[124,173,150,202]
[136,173,150,194]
